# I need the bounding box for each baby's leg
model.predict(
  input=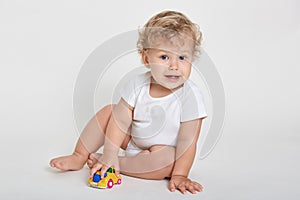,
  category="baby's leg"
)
[50,105,113,171]
[87,145,174,179]
[121,145,176,179]
[87,145,175,179]
[149,145,167,152]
